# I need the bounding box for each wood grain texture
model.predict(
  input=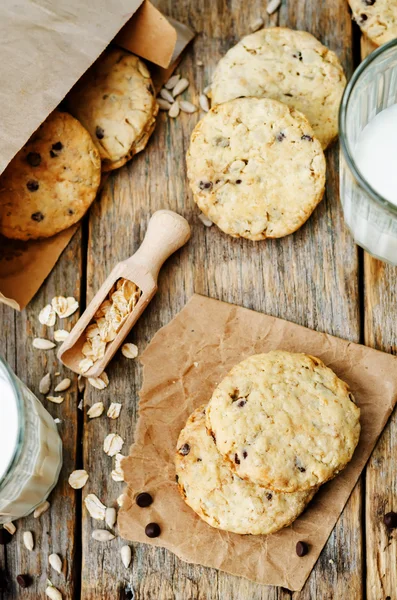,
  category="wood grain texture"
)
[358,34,397,600]
[0,228,83,599]
[78,0,363,598]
